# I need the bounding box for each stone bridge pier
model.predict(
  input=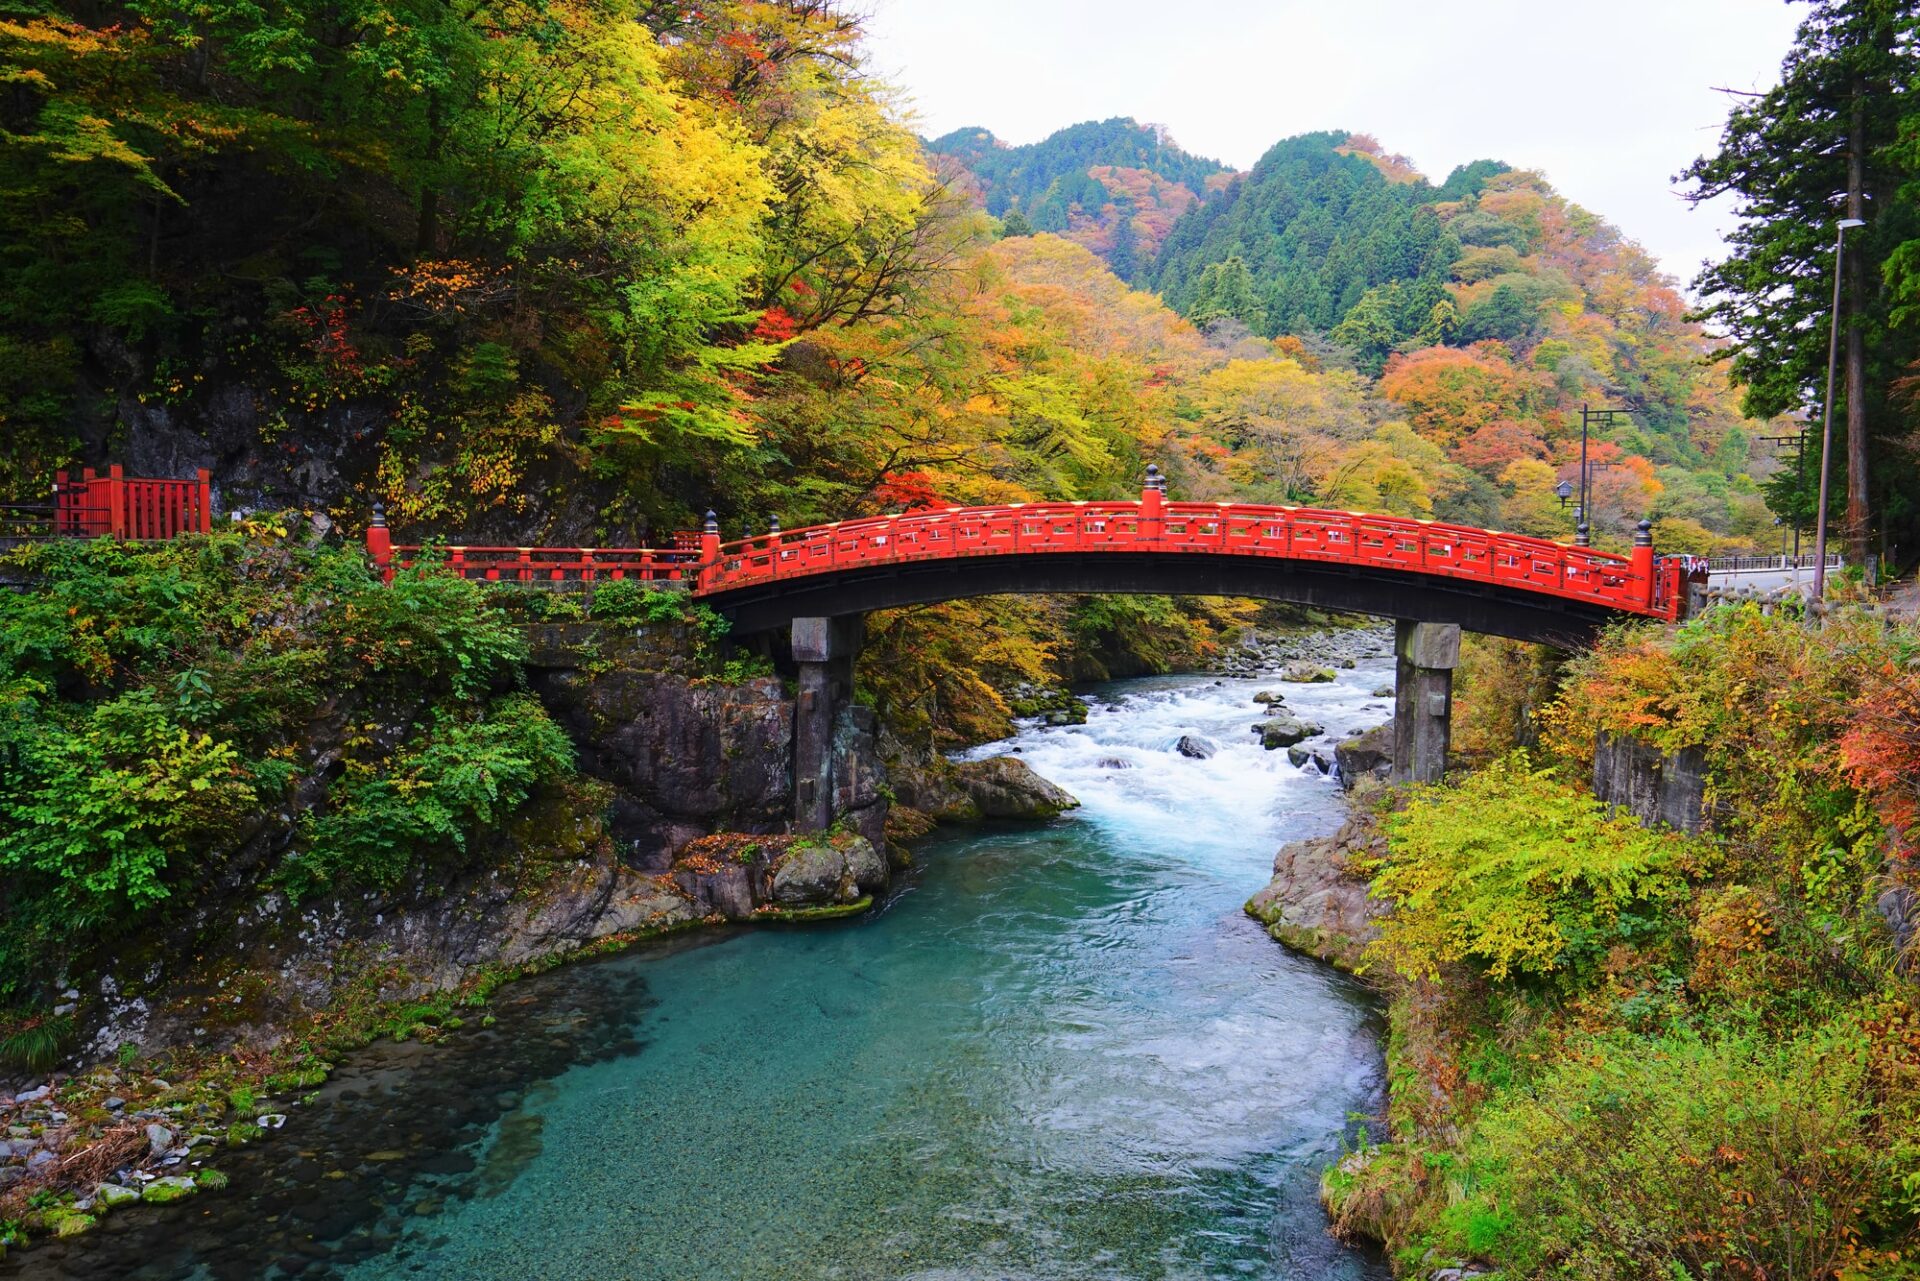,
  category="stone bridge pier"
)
[1391,620,1460,785]
[790,615,866,831]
